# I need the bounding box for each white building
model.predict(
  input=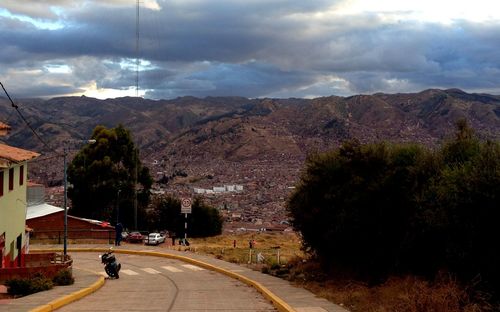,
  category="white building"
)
[193,188,206,194]
[213,186,225,193]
